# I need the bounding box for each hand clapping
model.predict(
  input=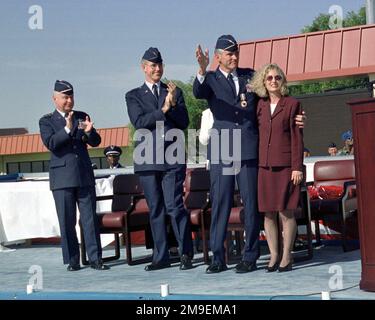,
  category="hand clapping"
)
[82,116,93,133]
[167,81,177,106]
[65,111,74,130]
